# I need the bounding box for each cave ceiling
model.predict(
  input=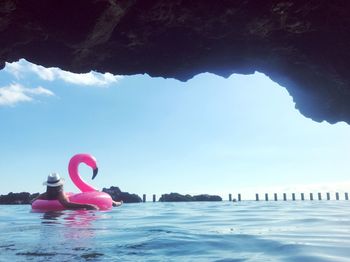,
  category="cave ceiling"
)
[1,0,350,124]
